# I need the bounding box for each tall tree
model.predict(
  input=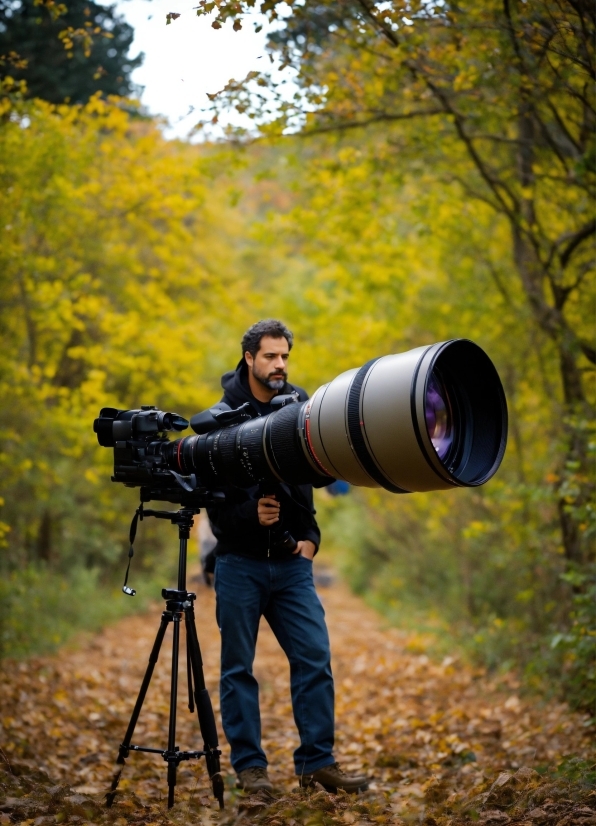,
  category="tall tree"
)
[0,0,142,102]
[202,0,595,564]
